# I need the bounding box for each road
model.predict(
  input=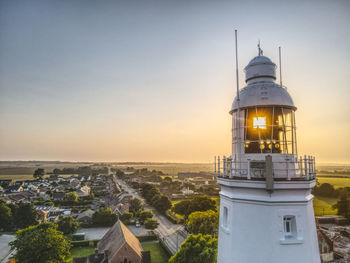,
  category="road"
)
[114,175,188,254]
[0,234,15,263]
